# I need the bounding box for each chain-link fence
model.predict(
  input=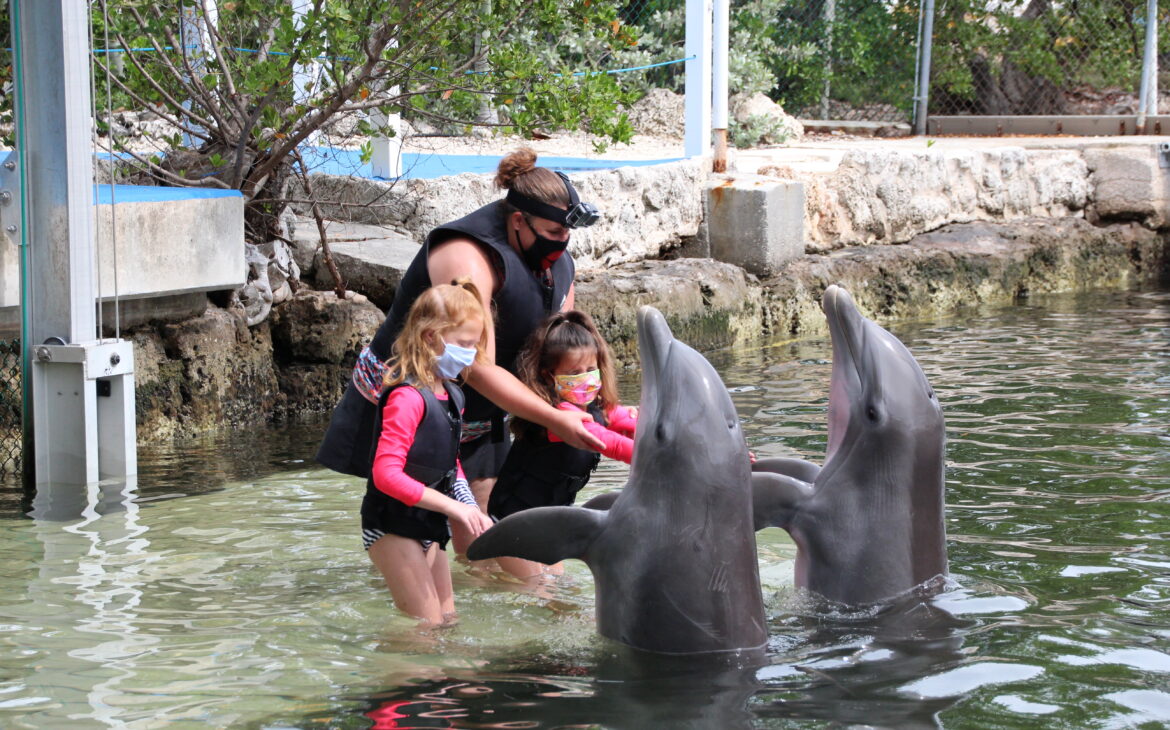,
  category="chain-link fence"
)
[0,339,21,481]
[618,0,1165,125]
[618,0,921,123]
[929,0,1169,117]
